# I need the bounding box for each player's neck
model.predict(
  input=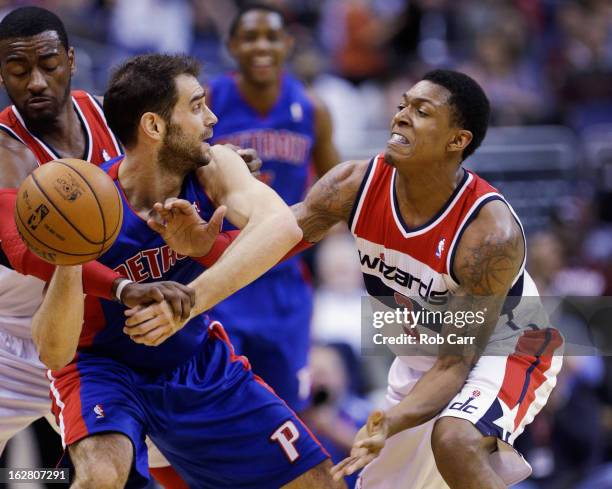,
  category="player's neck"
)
[26,102,85,159]
[237,75,281,114]
[118,154,185,218]
[394,164,465,229]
